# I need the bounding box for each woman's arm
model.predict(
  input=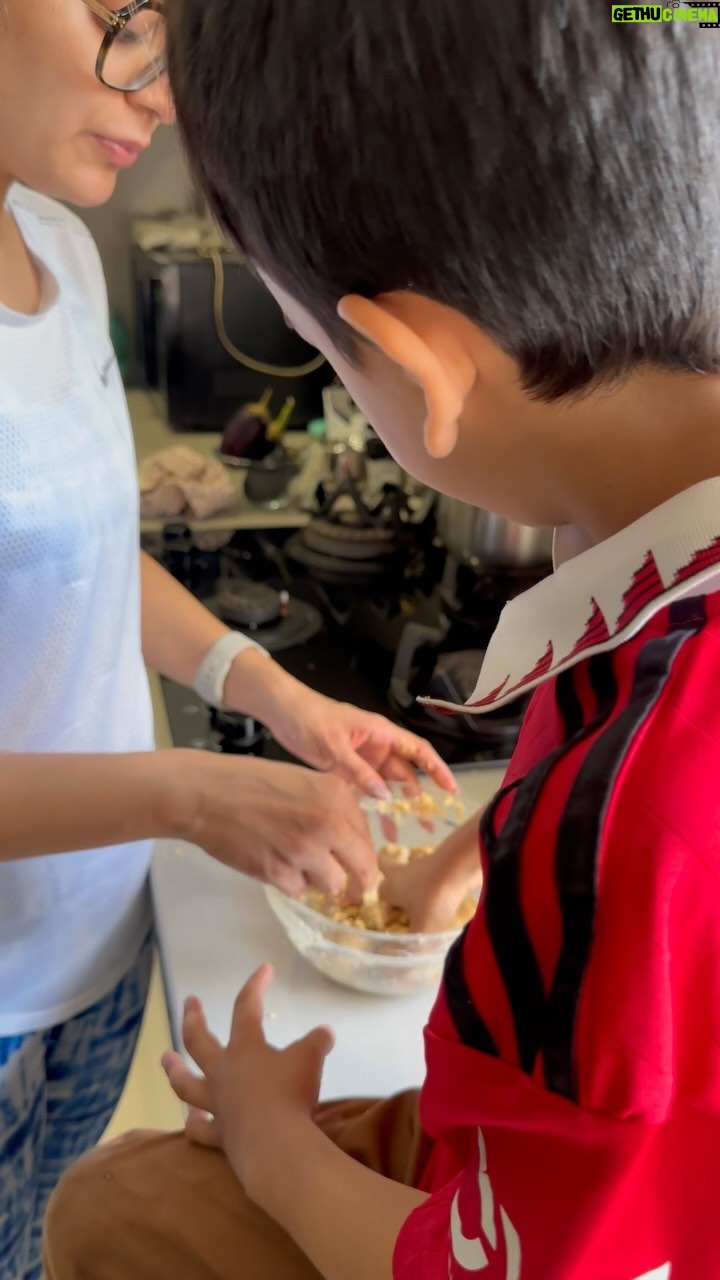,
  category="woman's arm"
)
[139,550,457,798]
[0,749,182,861]
[139,550,369,728]
[0,747,377,895]
[139,547,267,703]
